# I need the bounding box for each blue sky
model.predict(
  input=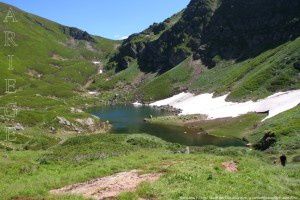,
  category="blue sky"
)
[1,0,190,40]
